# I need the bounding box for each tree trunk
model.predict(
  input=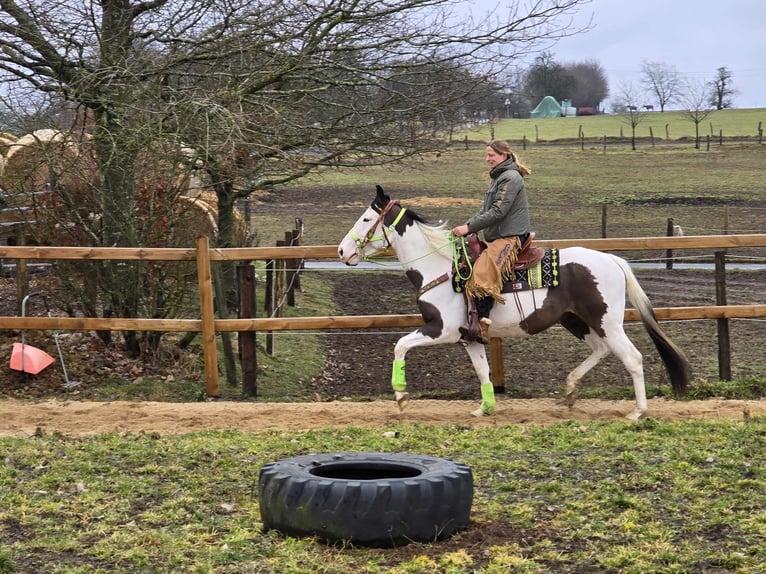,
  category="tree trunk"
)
[210,172,239,312]
[94,111,142,357]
